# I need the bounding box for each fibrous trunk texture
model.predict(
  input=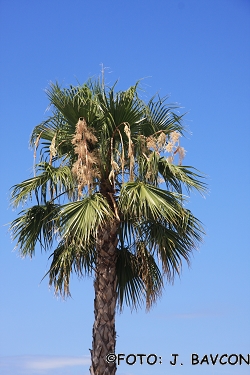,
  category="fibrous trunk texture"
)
[90,220,119,375]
